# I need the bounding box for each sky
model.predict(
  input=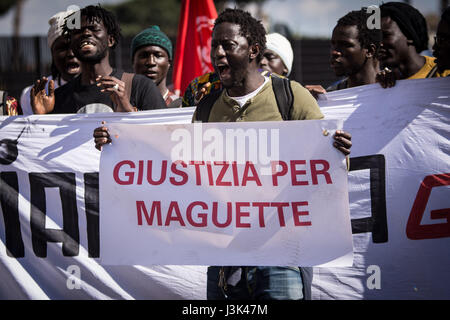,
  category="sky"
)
[0,0,442,37]
[260,0,440,38]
